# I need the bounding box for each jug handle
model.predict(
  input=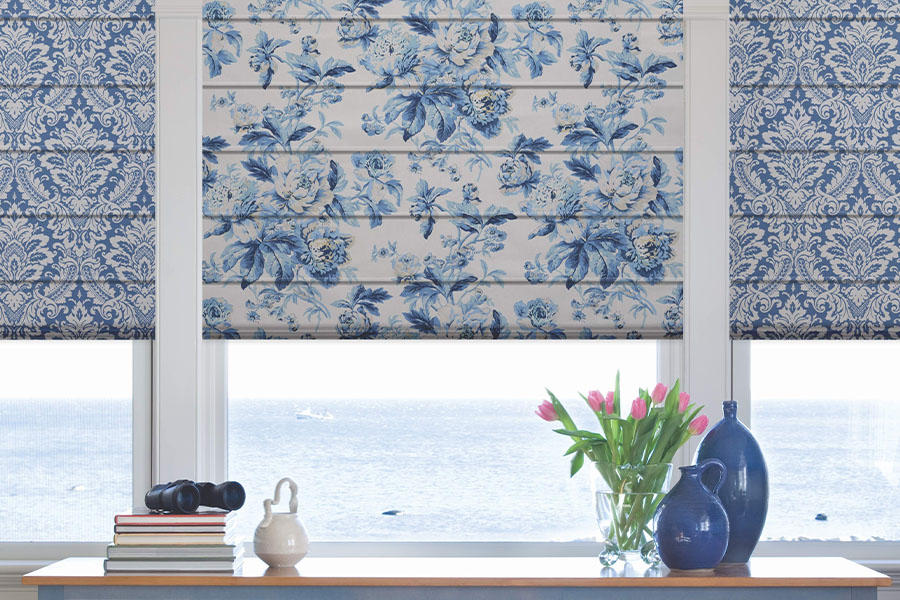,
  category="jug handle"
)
[696,458,727,495]
[259,477,299,528]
